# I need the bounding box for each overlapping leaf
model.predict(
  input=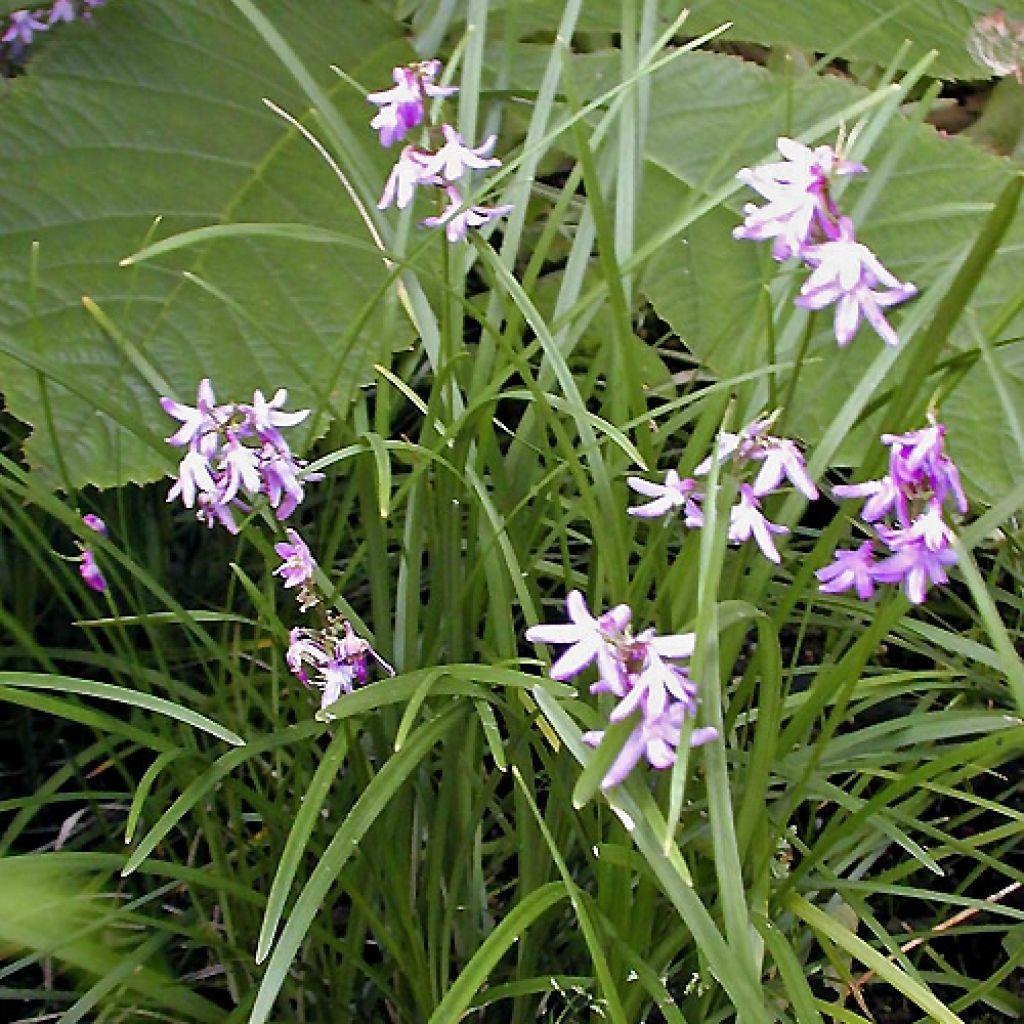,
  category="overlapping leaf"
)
[504,43,1022,500]
[0,0,409,488]
[489,0,1008,80]
[636,50,1023,502]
